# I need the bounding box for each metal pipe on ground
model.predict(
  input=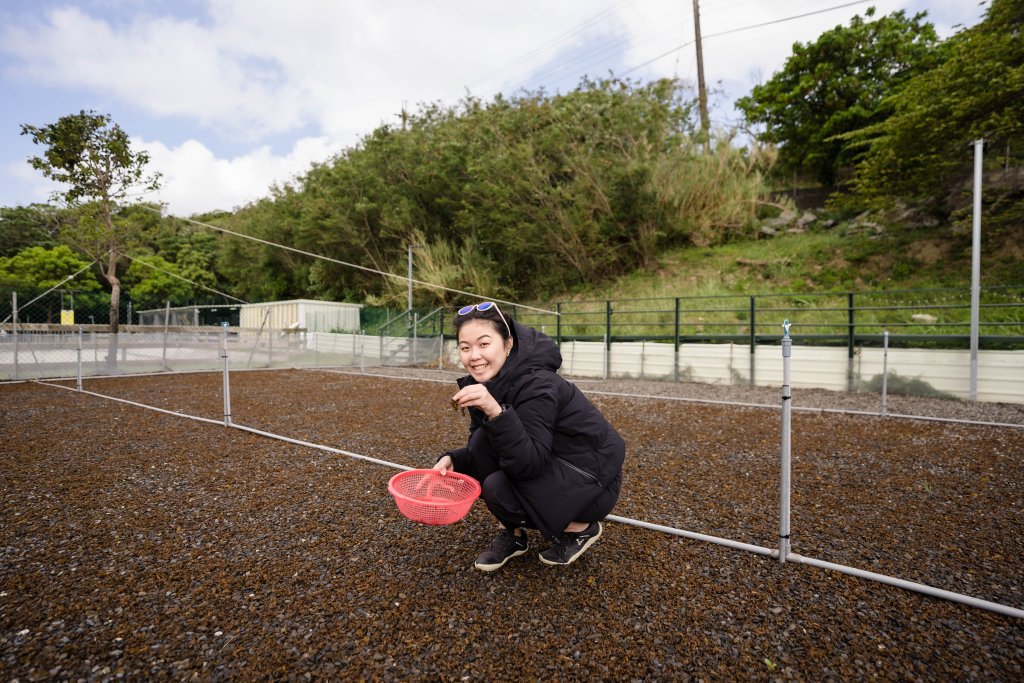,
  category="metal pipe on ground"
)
[33,380,1024,620]
[788,552,1024,620]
